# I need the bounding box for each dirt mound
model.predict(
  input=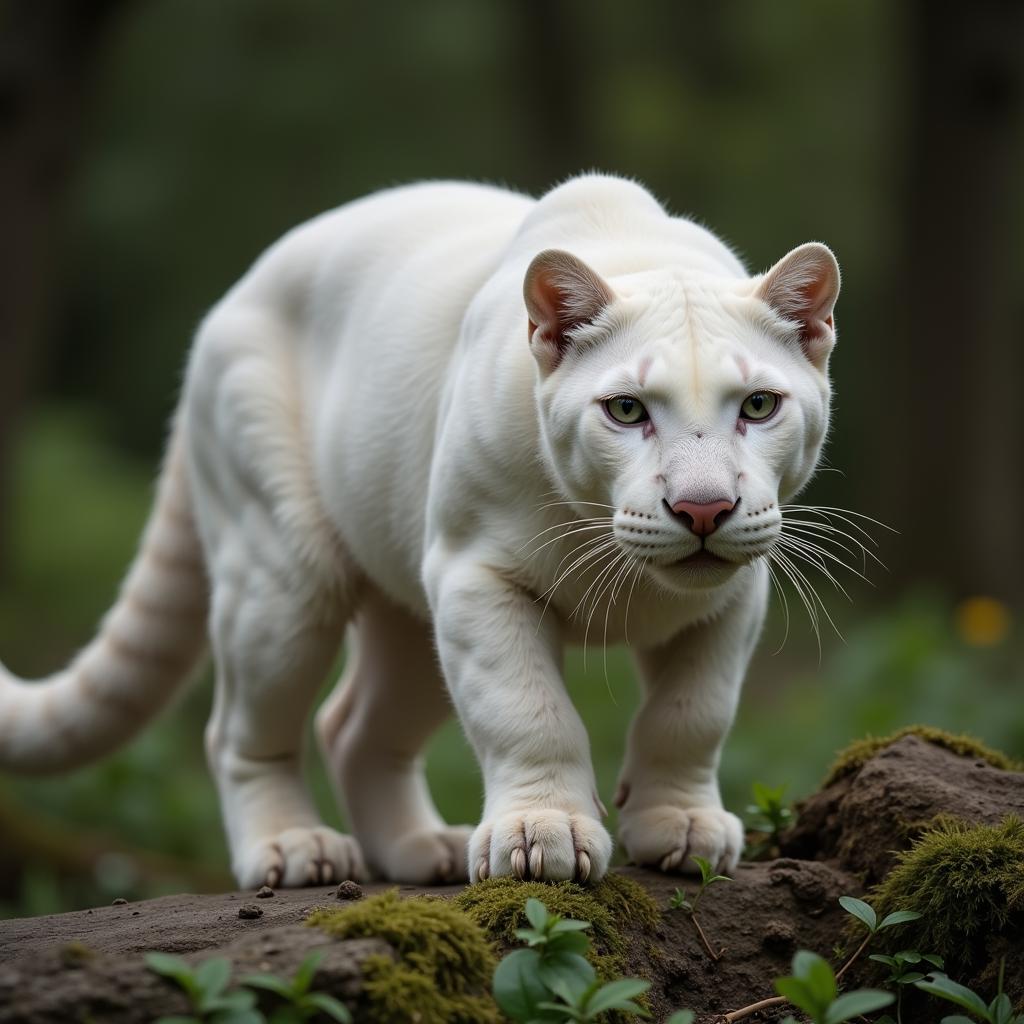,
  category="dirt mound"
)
[0,733,1020,1023]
